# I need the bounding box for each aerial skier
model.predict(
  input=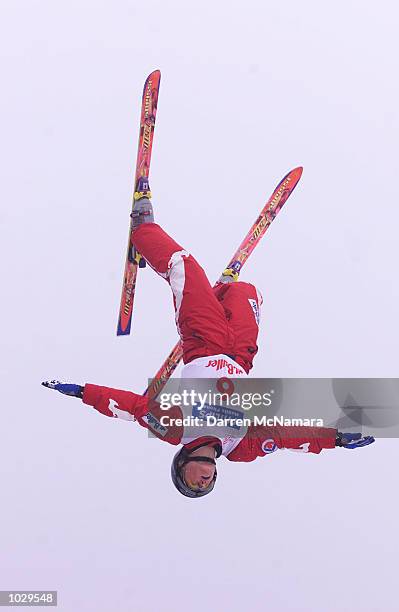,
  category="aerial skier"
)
[43,197,375,499]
